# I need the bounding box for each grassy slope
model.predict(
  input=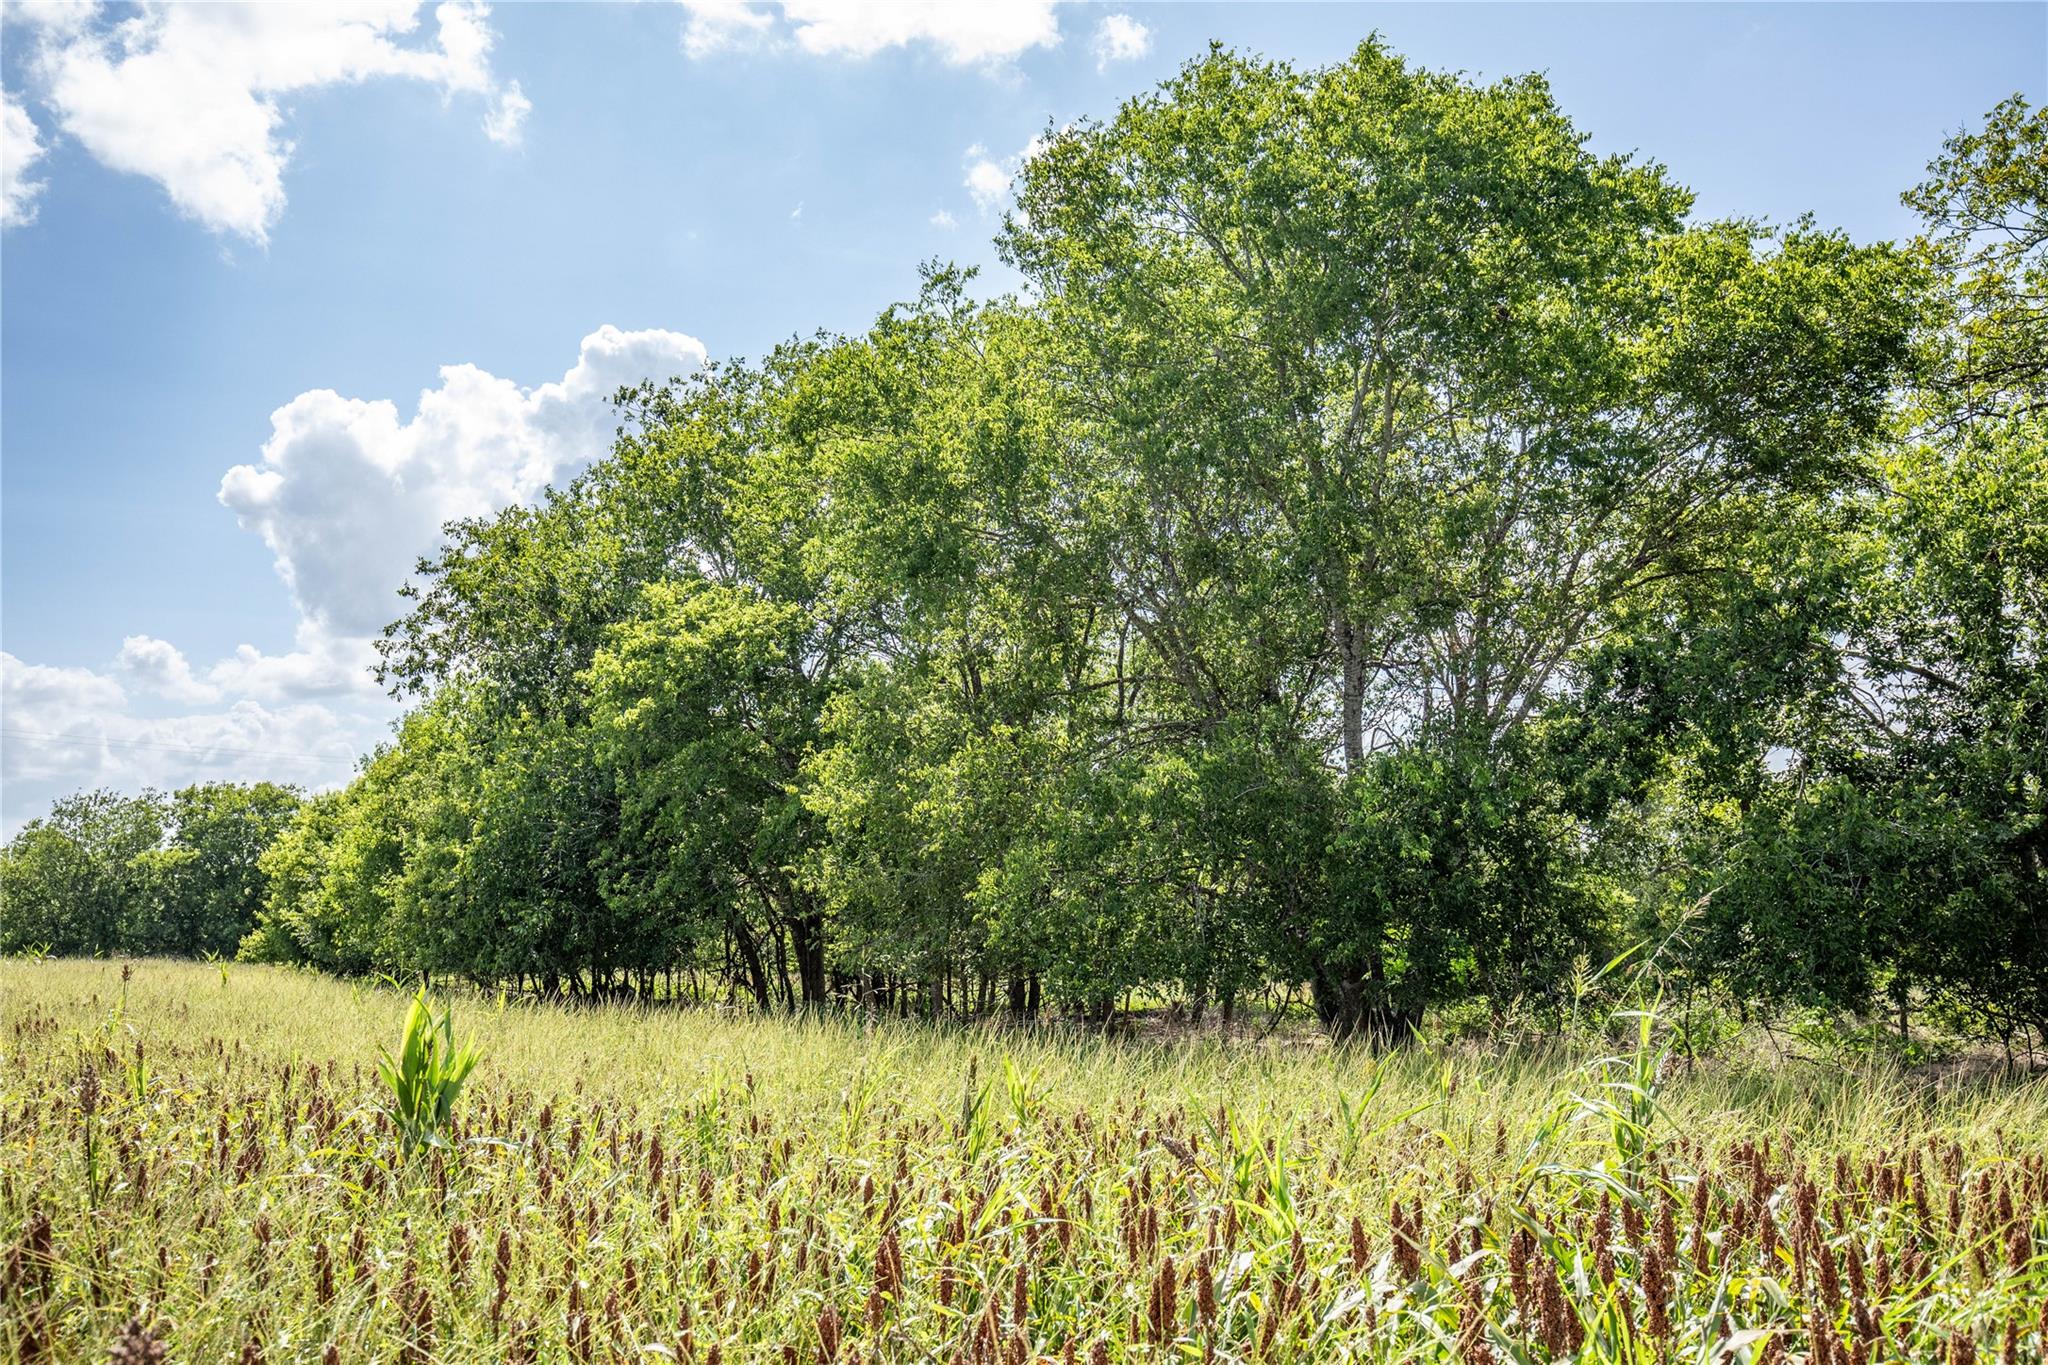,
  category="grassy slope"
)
[4,959,2045,1362]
